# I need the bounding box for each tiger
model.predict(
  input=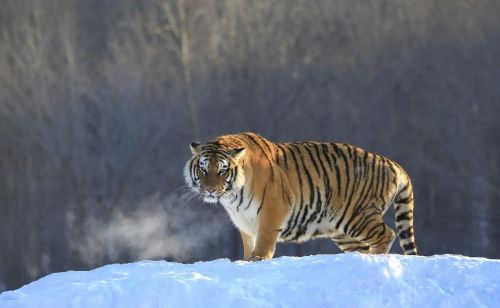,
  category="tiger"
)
[184,132,417,261]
